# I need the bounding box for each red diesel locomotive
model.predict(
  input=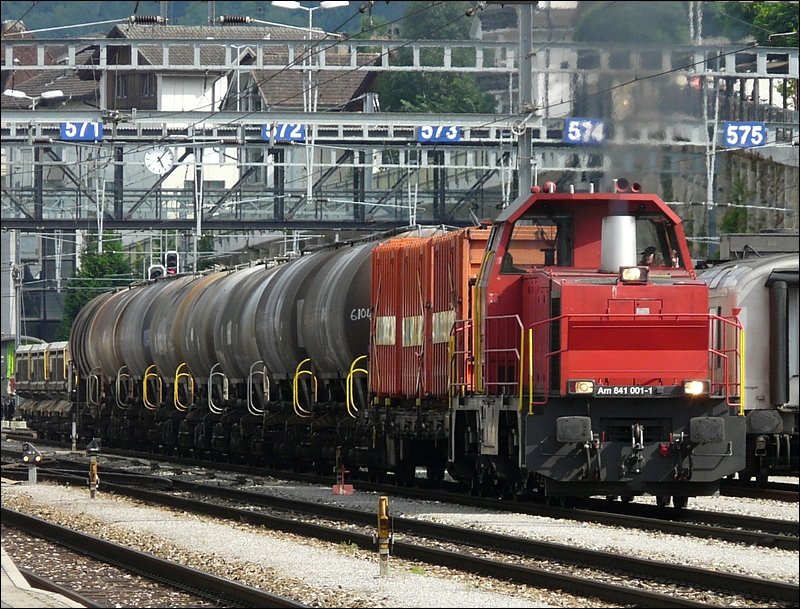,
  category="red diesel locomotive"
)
[370,178,745,505]
[14,178,746,506]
